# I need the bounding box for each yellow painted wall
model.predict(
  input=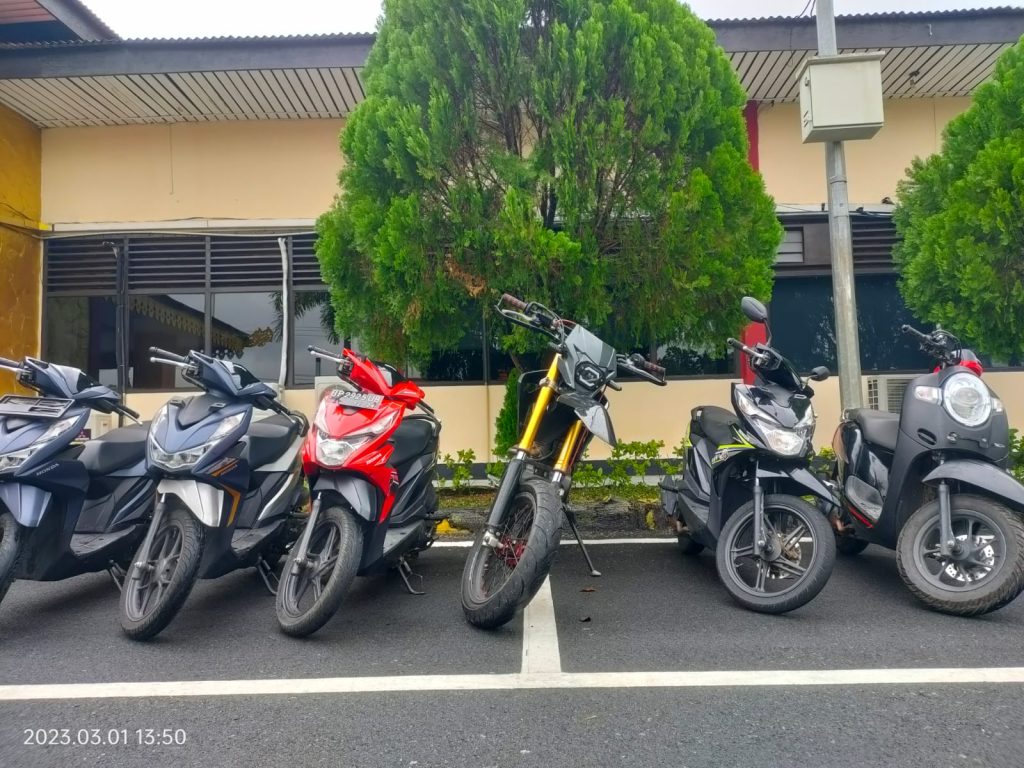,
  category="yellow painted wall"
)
[757,97,970,206]
[121,372,1024,461]
[41,119,346,223]
[0,102,42,389]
